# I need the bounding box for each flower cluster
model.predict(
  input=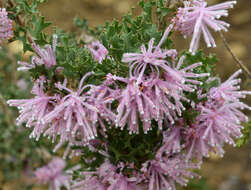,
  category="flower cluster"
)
[174,0,237,54]
[8,72,103,158]
[185,69,251,160]
[0,8,12,45]
[5,0,251,190]
[72,154,199,190]
[9,28,250,190]
[118,38,209,134]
